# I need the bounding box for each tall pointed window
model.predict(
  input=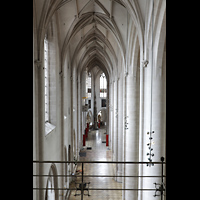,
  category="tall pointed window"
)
[100,73,107,97]
[44,35,49,122]
[44,20,56,136]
